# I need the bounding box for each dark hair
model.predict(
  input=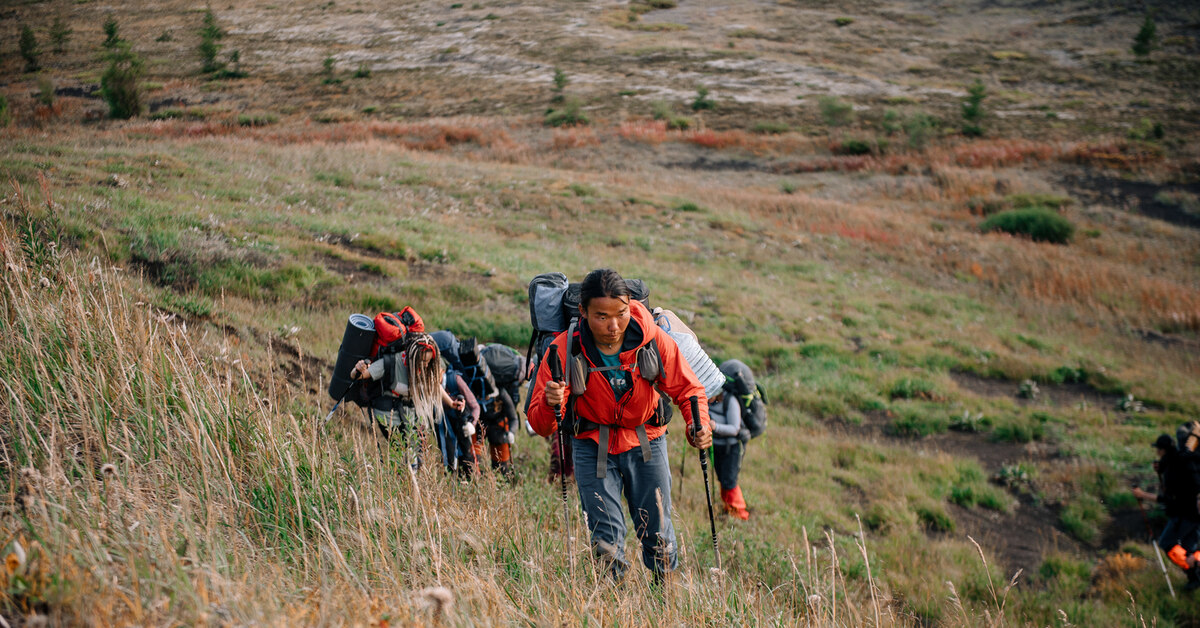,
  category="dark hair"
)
[580,268,630,311]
